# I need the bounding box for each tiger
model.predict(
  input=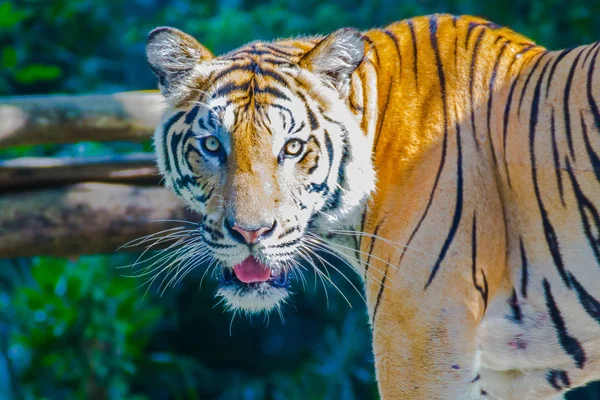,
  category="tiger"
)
[145,13,600,399]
